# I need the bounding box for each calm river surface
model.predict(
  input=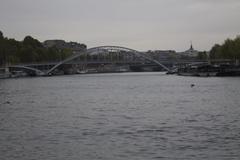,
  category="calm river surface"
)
[0,72,240,160]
